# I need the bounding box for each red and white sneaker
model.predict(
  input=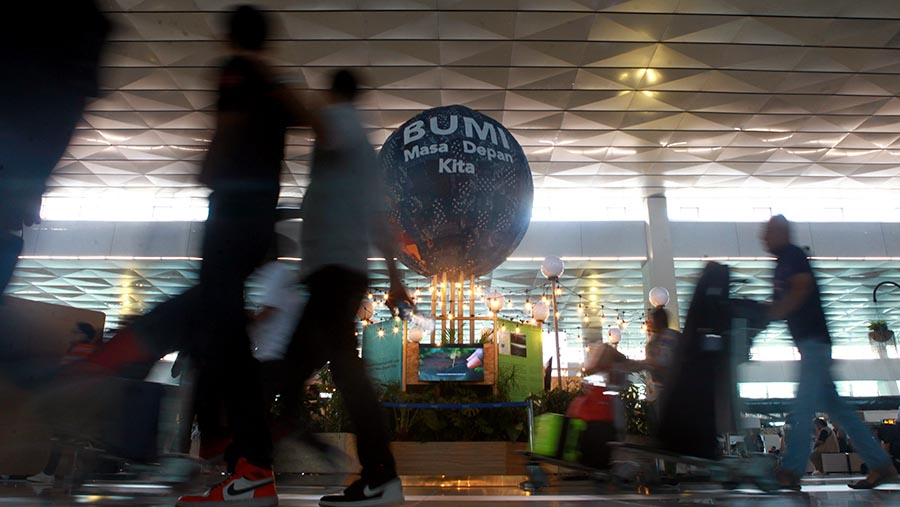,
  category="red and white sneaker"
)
[176,458,277,507]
